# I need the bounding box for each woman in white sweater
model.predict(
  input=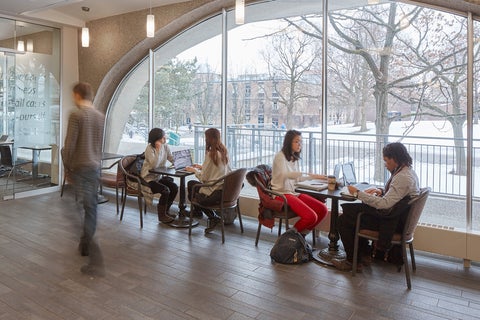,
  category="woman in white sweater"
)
[271,130,329,237]
[140,128,178,223]
[186,128,230,233]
